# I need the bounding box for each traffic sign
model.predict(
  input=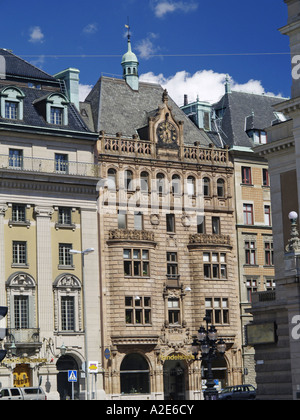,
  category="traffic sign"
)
[68,370,77,382]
